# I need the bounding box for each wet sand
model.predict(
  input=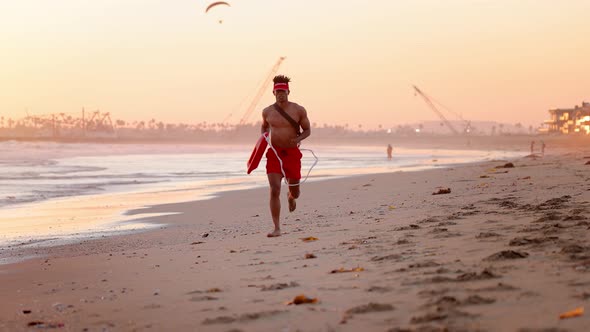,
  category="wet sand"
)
[1,148,589,331]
